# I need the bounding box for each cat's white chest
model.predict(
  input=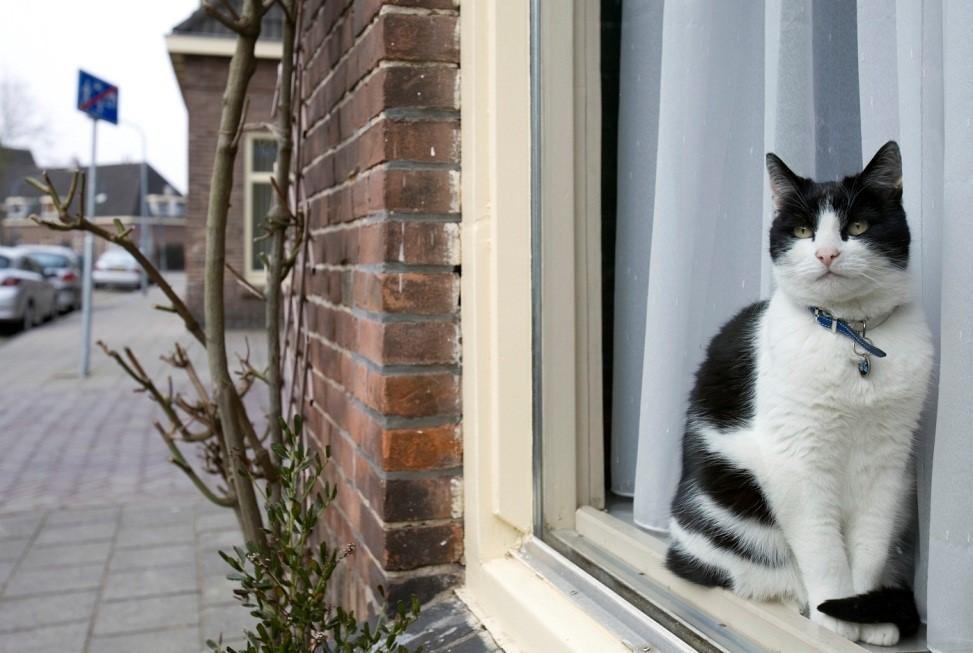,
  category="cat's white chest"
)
[758,296,932,412]
[749,295,933,467]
